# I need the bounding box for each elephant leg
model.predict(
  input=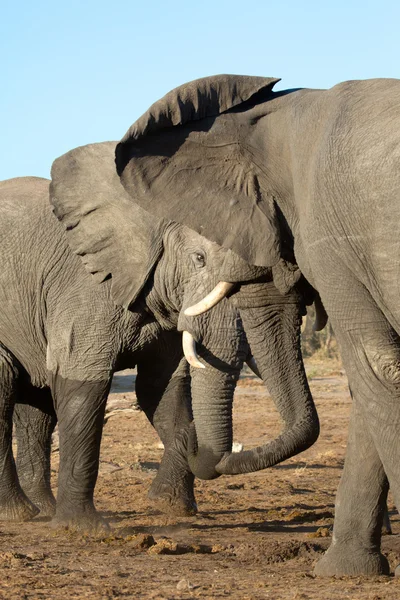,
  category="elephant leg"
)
[136,343,196,517]
[314,399,390,576]
[49,374,110,531]
[312,275,400,575]
[14,387,57,518]
[348,386,392,537]
[348,385,392,537]
[0,345,39,521]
